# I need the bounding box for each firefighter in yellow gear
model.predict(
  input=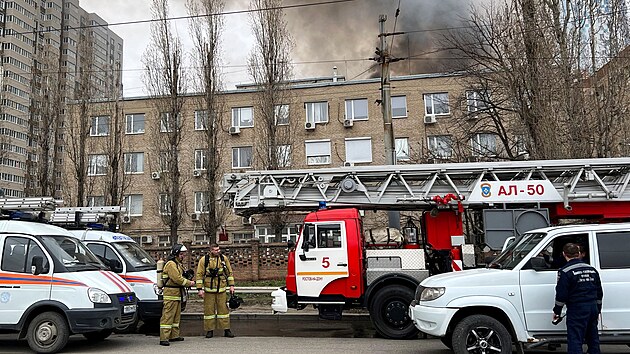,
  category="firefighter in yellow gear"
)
[159,244,195,346]
[196,243,236,338]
